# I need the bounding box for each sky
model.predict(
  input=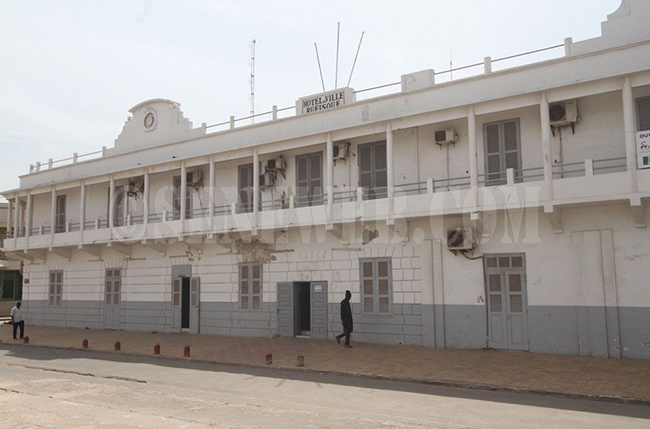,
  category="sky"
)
[0,0,621,200]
